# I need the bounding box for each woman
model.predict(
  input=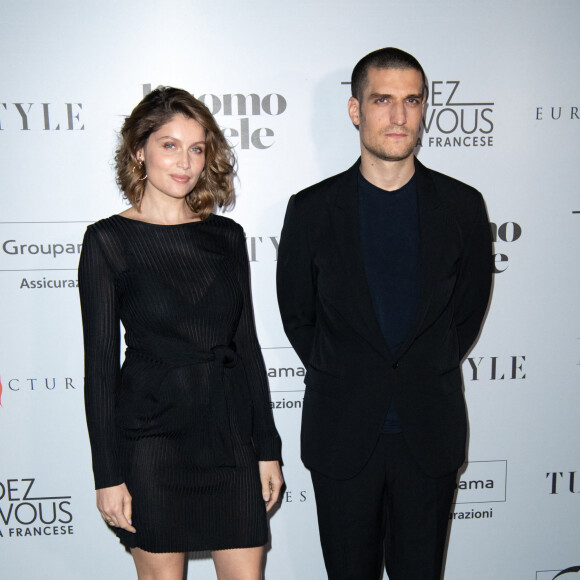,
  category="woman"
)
[78,87,283,580]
